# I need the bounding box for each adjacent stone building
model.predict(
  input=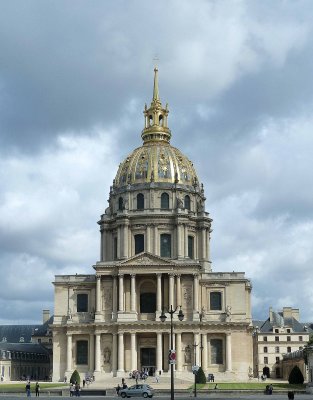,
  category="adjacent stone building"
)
[52,69,253,382]
[253,307,312,379]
